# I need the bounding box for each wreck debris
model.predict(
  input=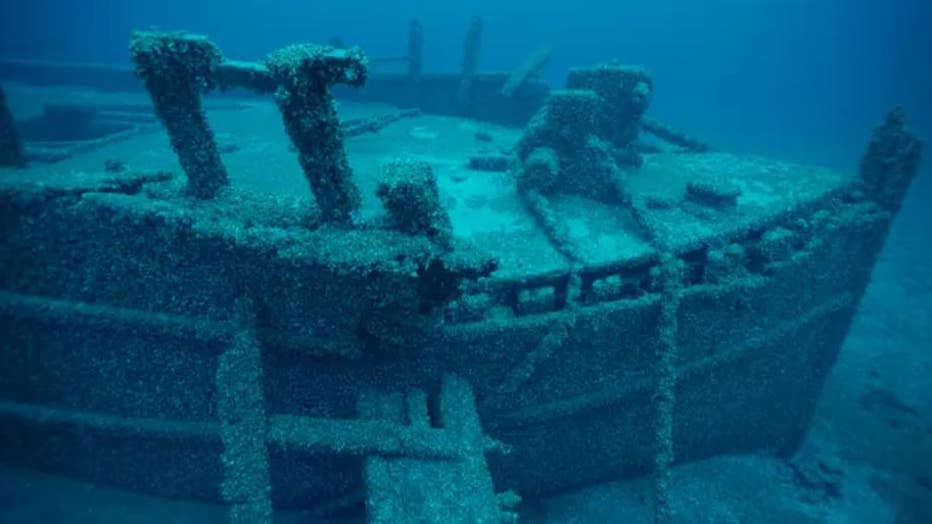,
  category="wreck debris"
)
[857,107,923,209]
[468,153,511,172]
[517,90,623,202]
[130,31,229,198]
[361,375,515,523]
[640,118,711,153]
[566,63,653,160]
[458,16,484,116]
[0,84,26,168]
[377,159,453,249]
[342,108,421,138]
[686,179,741,208]
[501,47,552,98]
[266,44,368,224]
[103,158,127,173]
